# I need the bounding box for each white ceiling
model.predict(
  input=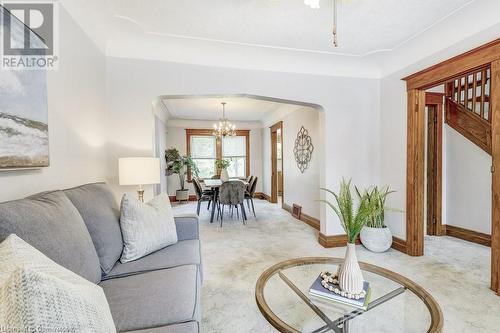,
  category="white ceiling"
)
[106,0,473,57]
[61,0,500,77]
[162,96,306,122]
